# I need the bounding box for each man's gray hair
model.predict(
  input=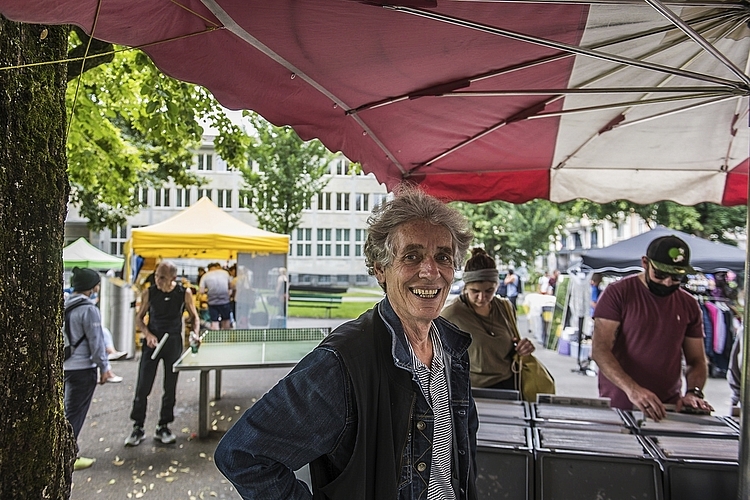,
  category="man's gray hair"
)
[364,185,473,277]
[157,260,178,276]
